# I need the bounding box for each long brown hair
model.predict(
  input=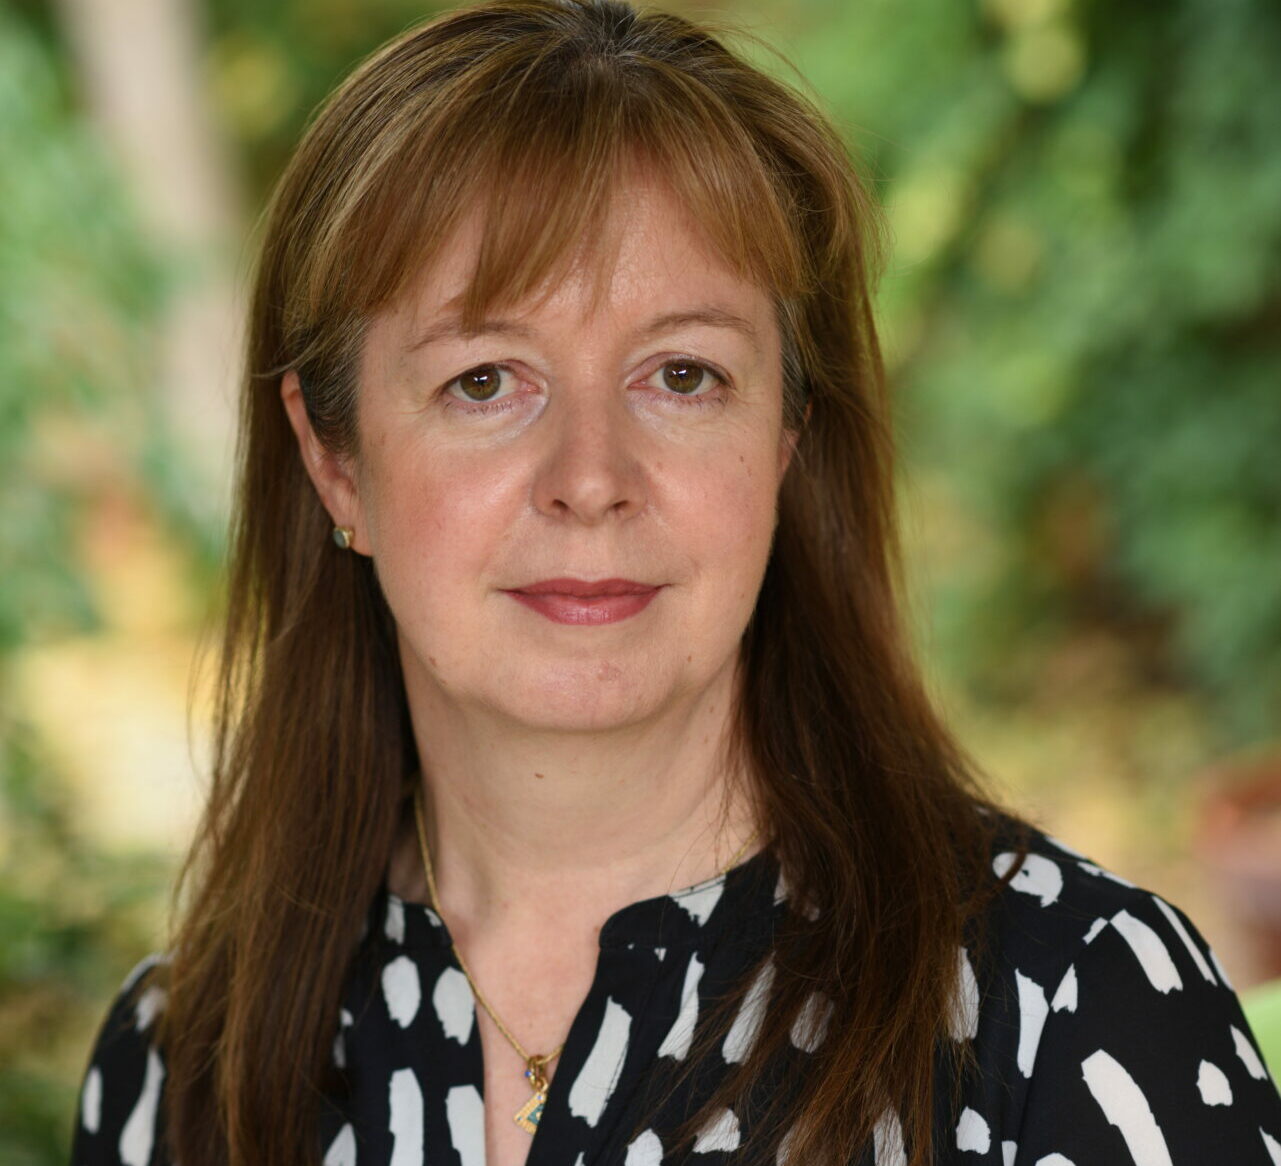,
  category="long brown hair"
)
[149,1,1033,1163]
